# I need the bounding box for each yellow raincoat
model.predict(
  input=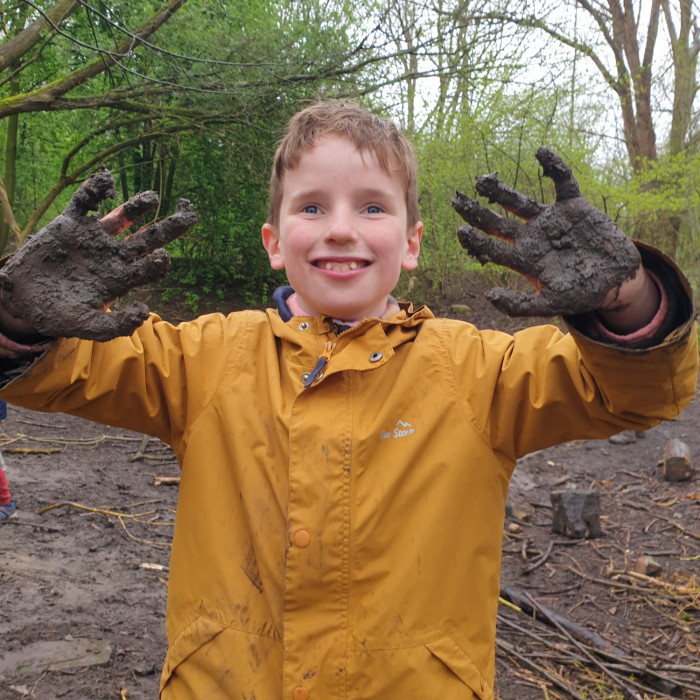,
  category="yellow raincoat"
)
[1,260,696,700]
